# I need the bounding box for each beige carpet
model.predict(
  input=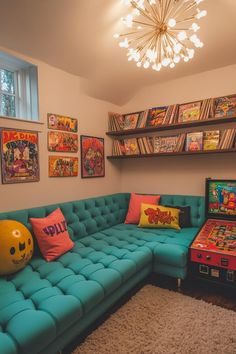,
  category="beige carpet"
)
[72,285,236,354]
